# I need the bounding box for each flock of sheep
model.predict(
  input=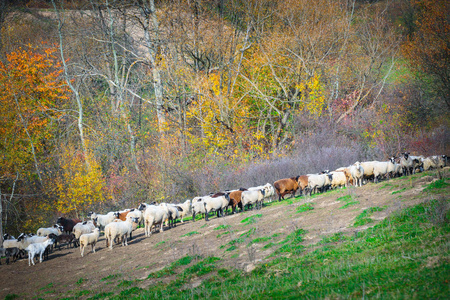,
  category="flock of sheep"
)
[0,152,447,266]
